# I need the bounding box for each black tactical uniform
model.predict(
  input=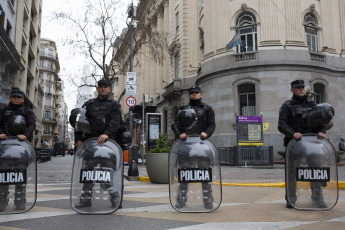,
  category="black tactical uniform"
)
[278,80,327,208]
[278,95,326,147]
[74,94,122,208]
[171,86,216,209]
[0,104,36,142]
[172,91,215,139]
[0,89,36,211]
[75,97,122,143]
